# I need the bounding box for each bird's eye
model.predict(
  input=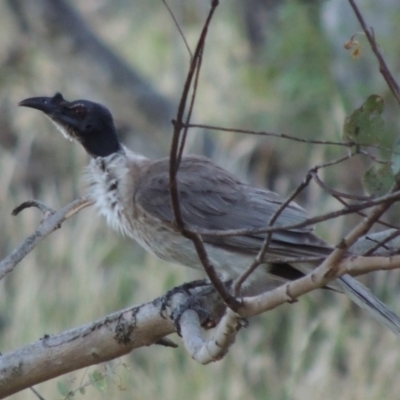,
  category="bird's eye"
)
[69,104,87,118]
[74,107,85,117]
